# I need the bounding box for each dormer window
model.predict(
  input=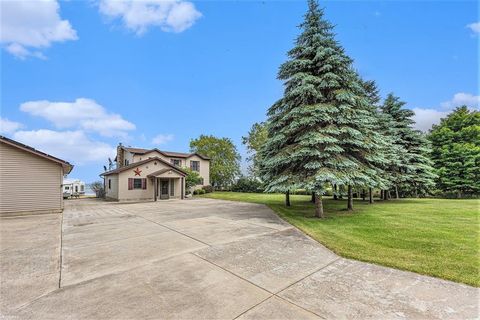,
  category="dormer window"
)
[171,159,182,167]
